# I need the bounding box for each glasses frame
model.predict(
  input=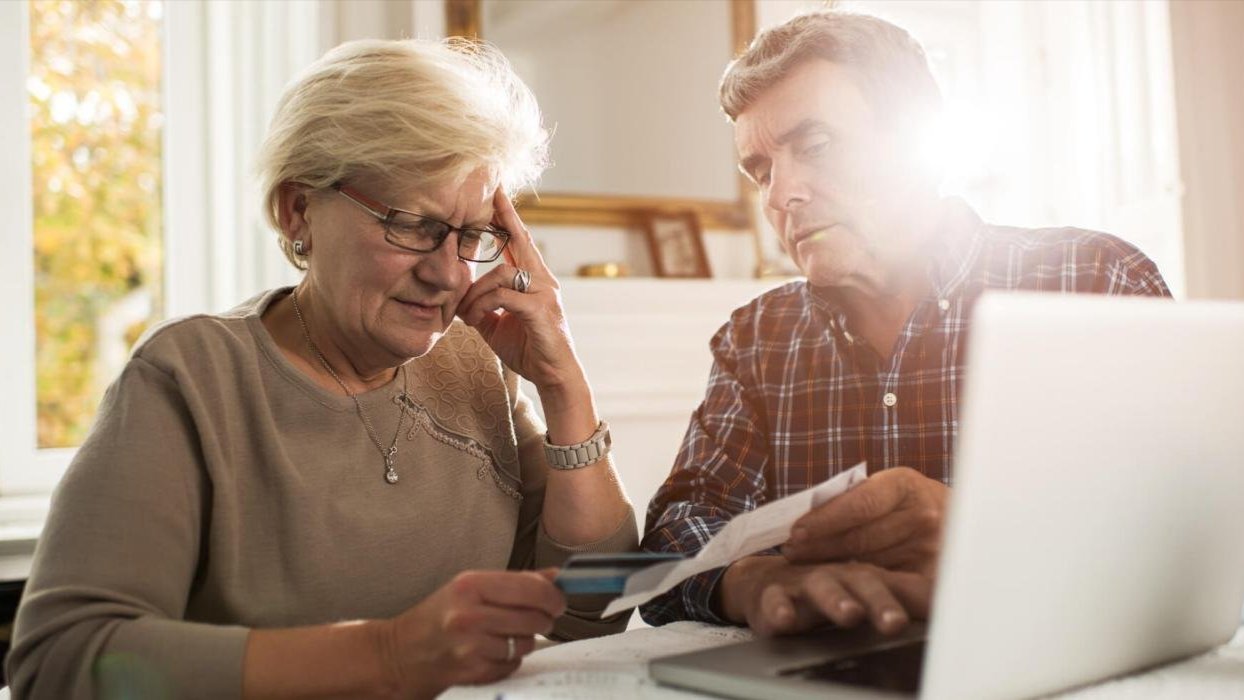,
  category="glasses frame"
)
[332,182,512,263]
